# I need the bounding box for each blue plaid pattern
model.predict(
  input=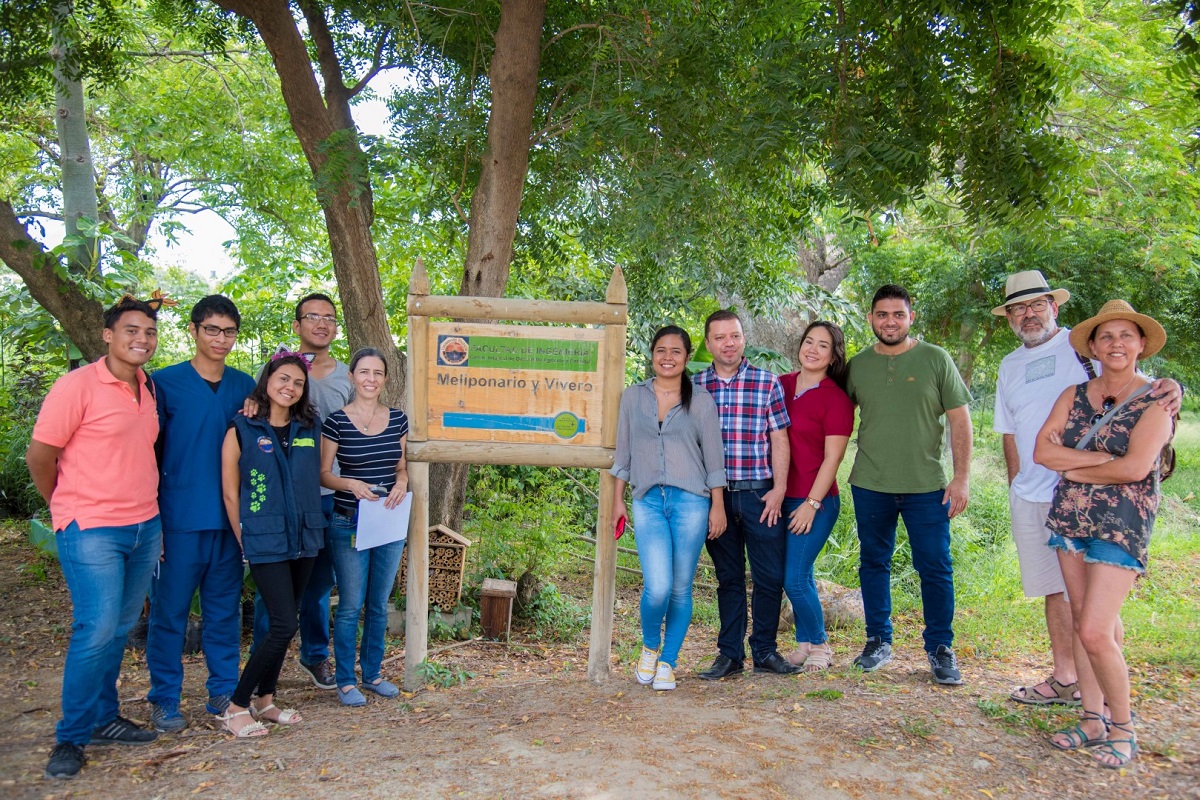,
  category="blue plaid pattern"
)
[694,359,790,481]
